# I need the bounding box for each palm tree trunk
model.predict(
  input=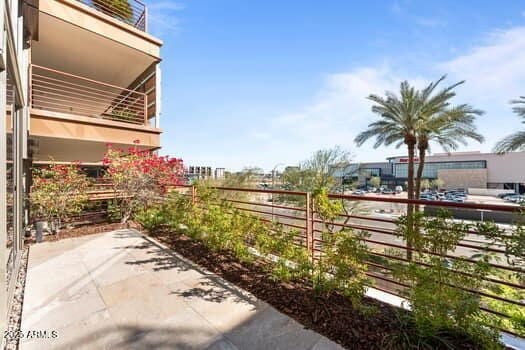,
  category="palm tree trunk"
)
[406,142,416,261]
[415,146,426,209]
